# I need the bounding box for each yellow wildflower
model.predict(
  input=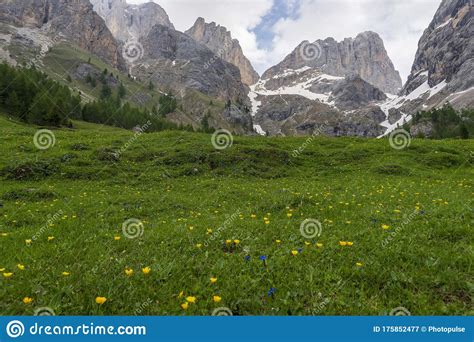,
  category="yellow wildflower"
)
[339,241,348,247]
[180,302,189,310]
[142,267,151,275]
[212,295,222,303]
[22,297,33,304]
[210,277,218,284]
[291,250,299,256]
[275,240,282,244]
[125,268,134,276]
[3,272,13,278]
[196,243,203,248]
[382,224,390,230]
[225,240,232,245]
[25,239,32,245]
[47,236,55,241]
[347,242,354,247]
[186,296,197,304]
[95,297,107,305]
[304,242,311,246]
[62,272,70,276]
[356,262,363,267]
[114,236,121,241]
[233,240,240,245]
[17,264,25,271]
[316,243,323,248]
